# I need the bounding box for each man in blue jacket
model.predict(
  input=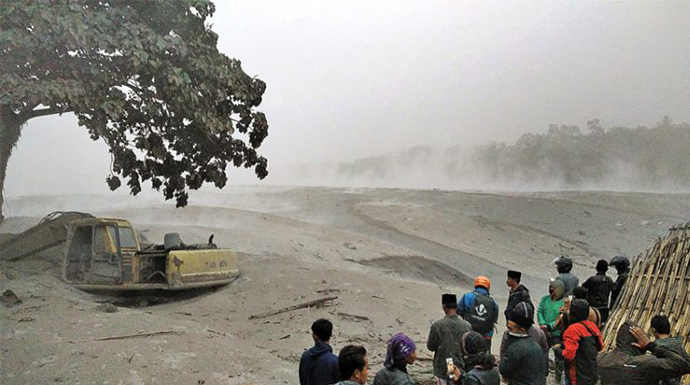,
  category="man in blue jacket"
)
[458,276,499,350]
[299,318,340,385]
